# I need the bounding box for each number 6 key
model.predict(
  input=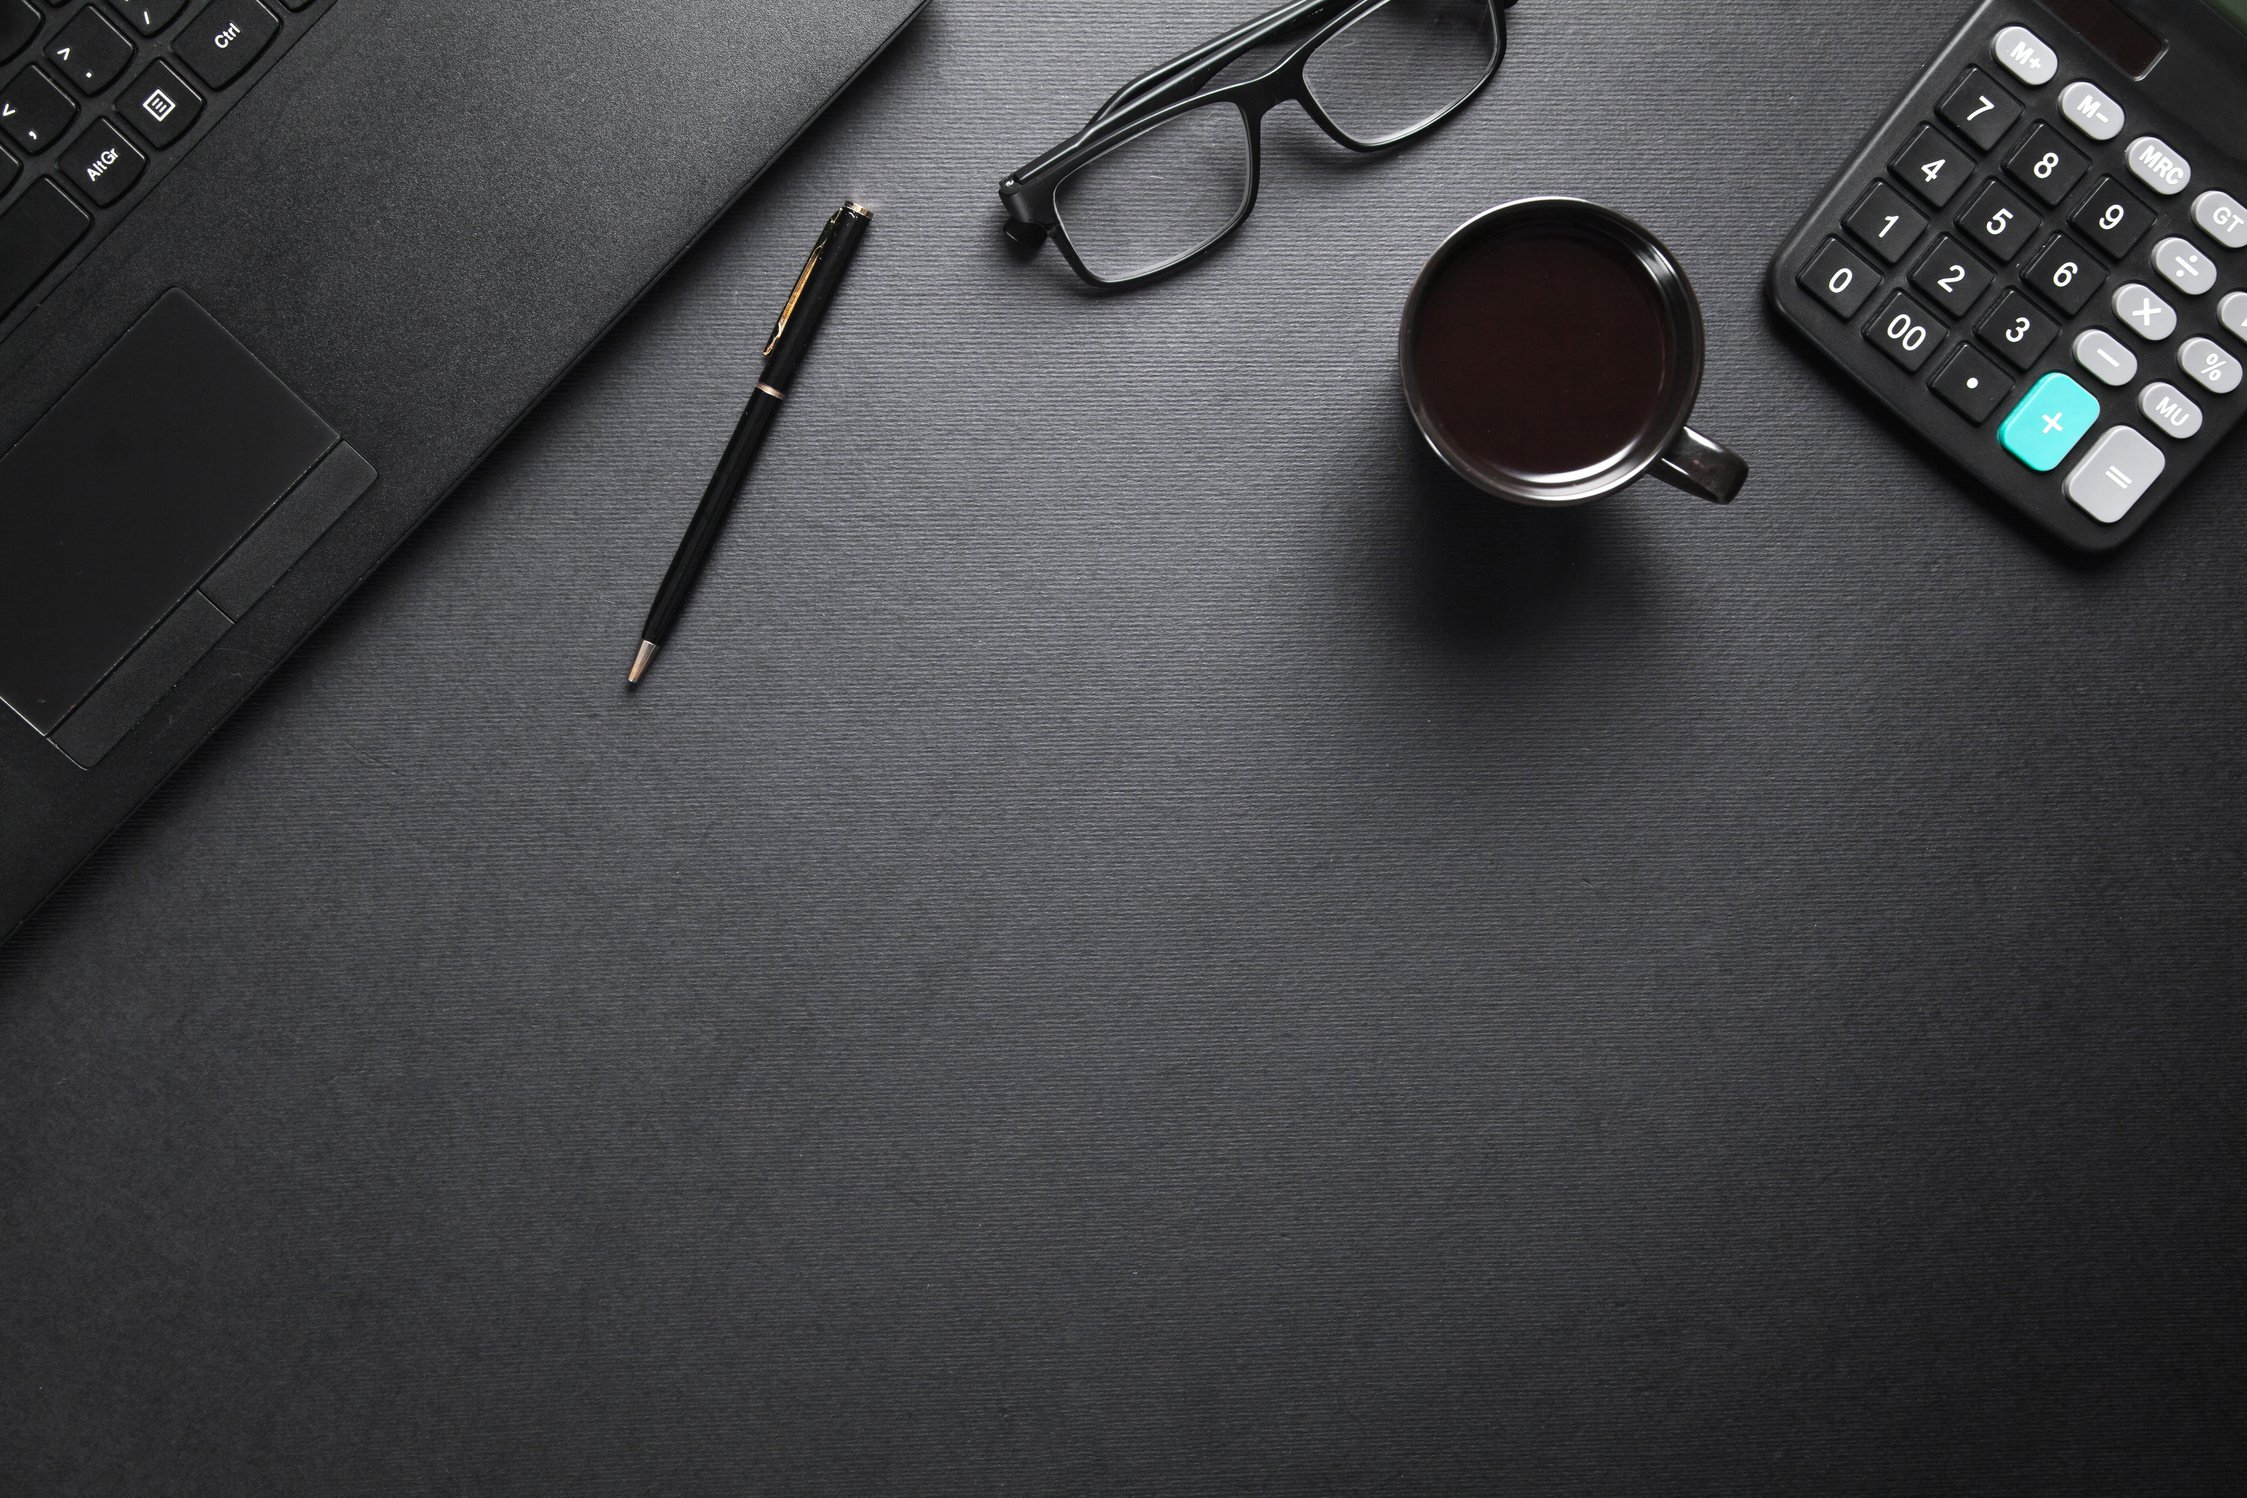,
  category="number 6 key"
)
[2023,234,2104,314]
